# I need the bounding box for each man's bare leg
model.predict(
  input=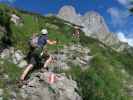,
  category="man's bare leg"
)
[20,64,33,81]
[43,56,52,68]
